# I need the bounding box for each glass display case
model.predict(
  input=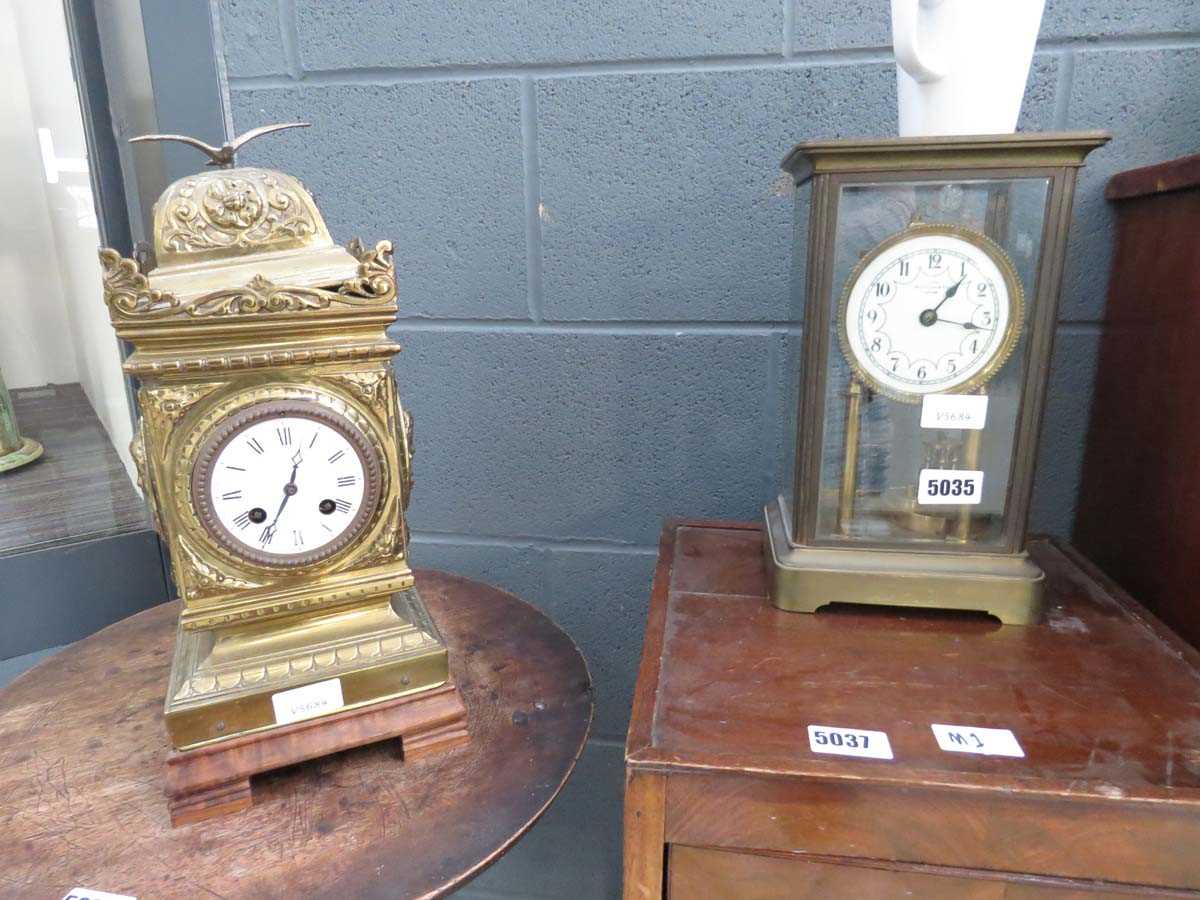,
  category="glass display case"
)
[765,134,1108,624]
[0,0,167,663]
